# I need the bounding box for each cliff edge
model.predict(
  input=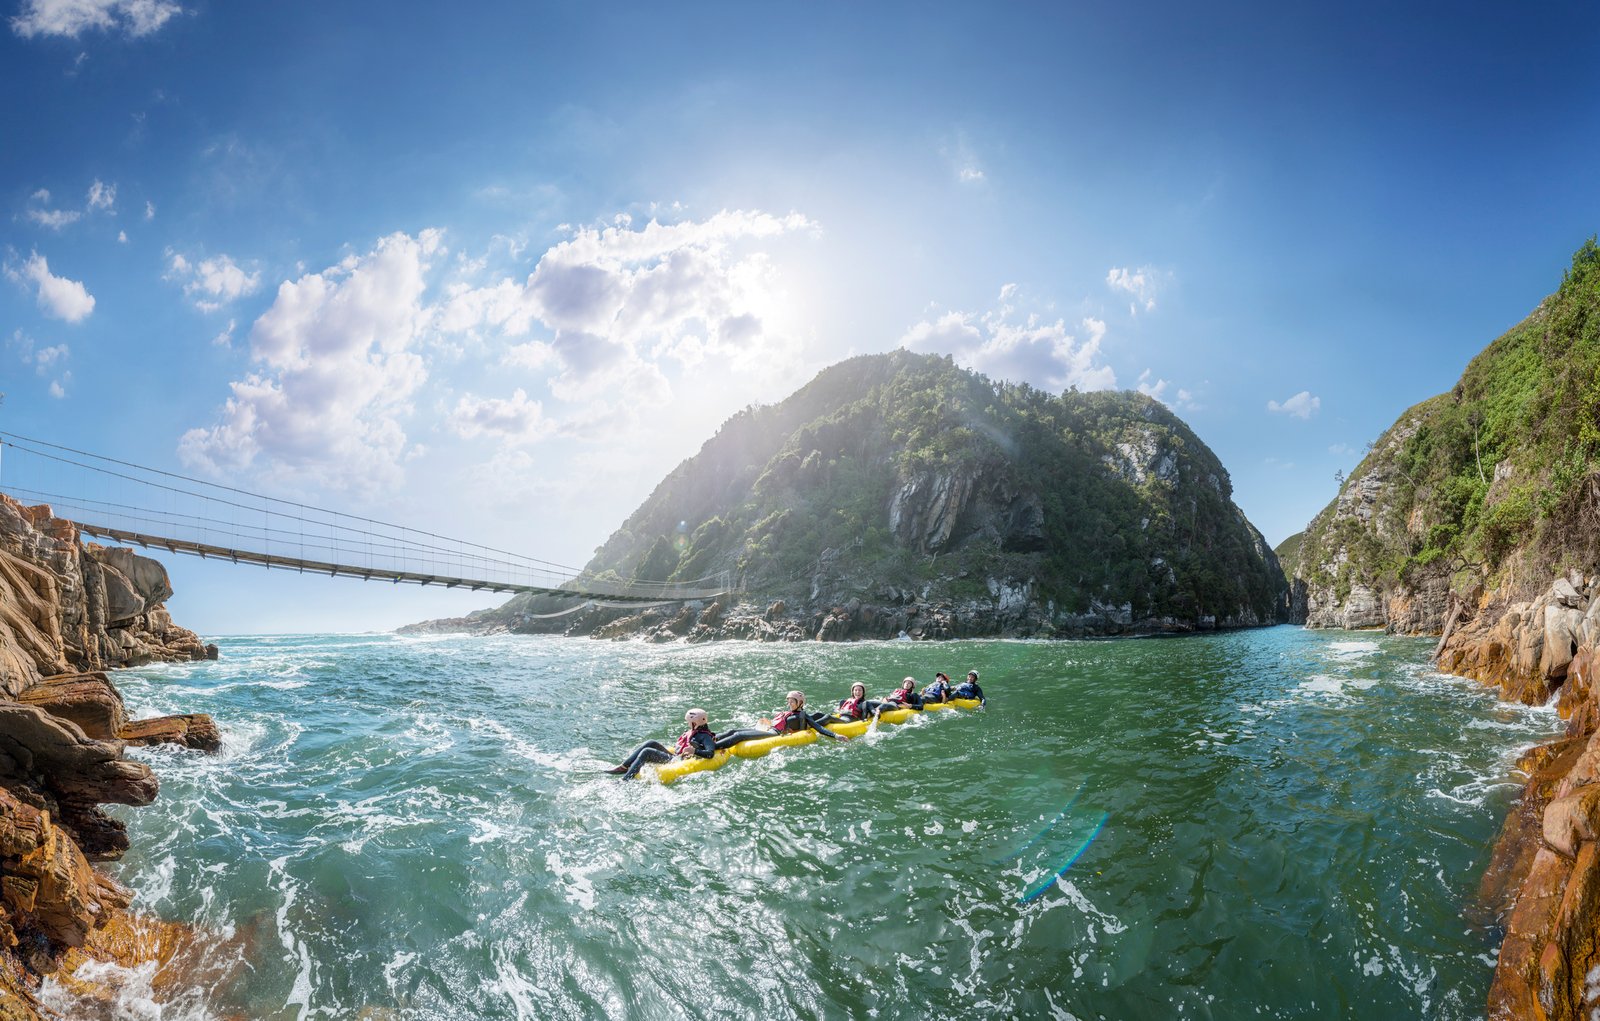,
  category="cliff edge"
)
[1284,239,1600,1019]
[0,492,218,1019]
